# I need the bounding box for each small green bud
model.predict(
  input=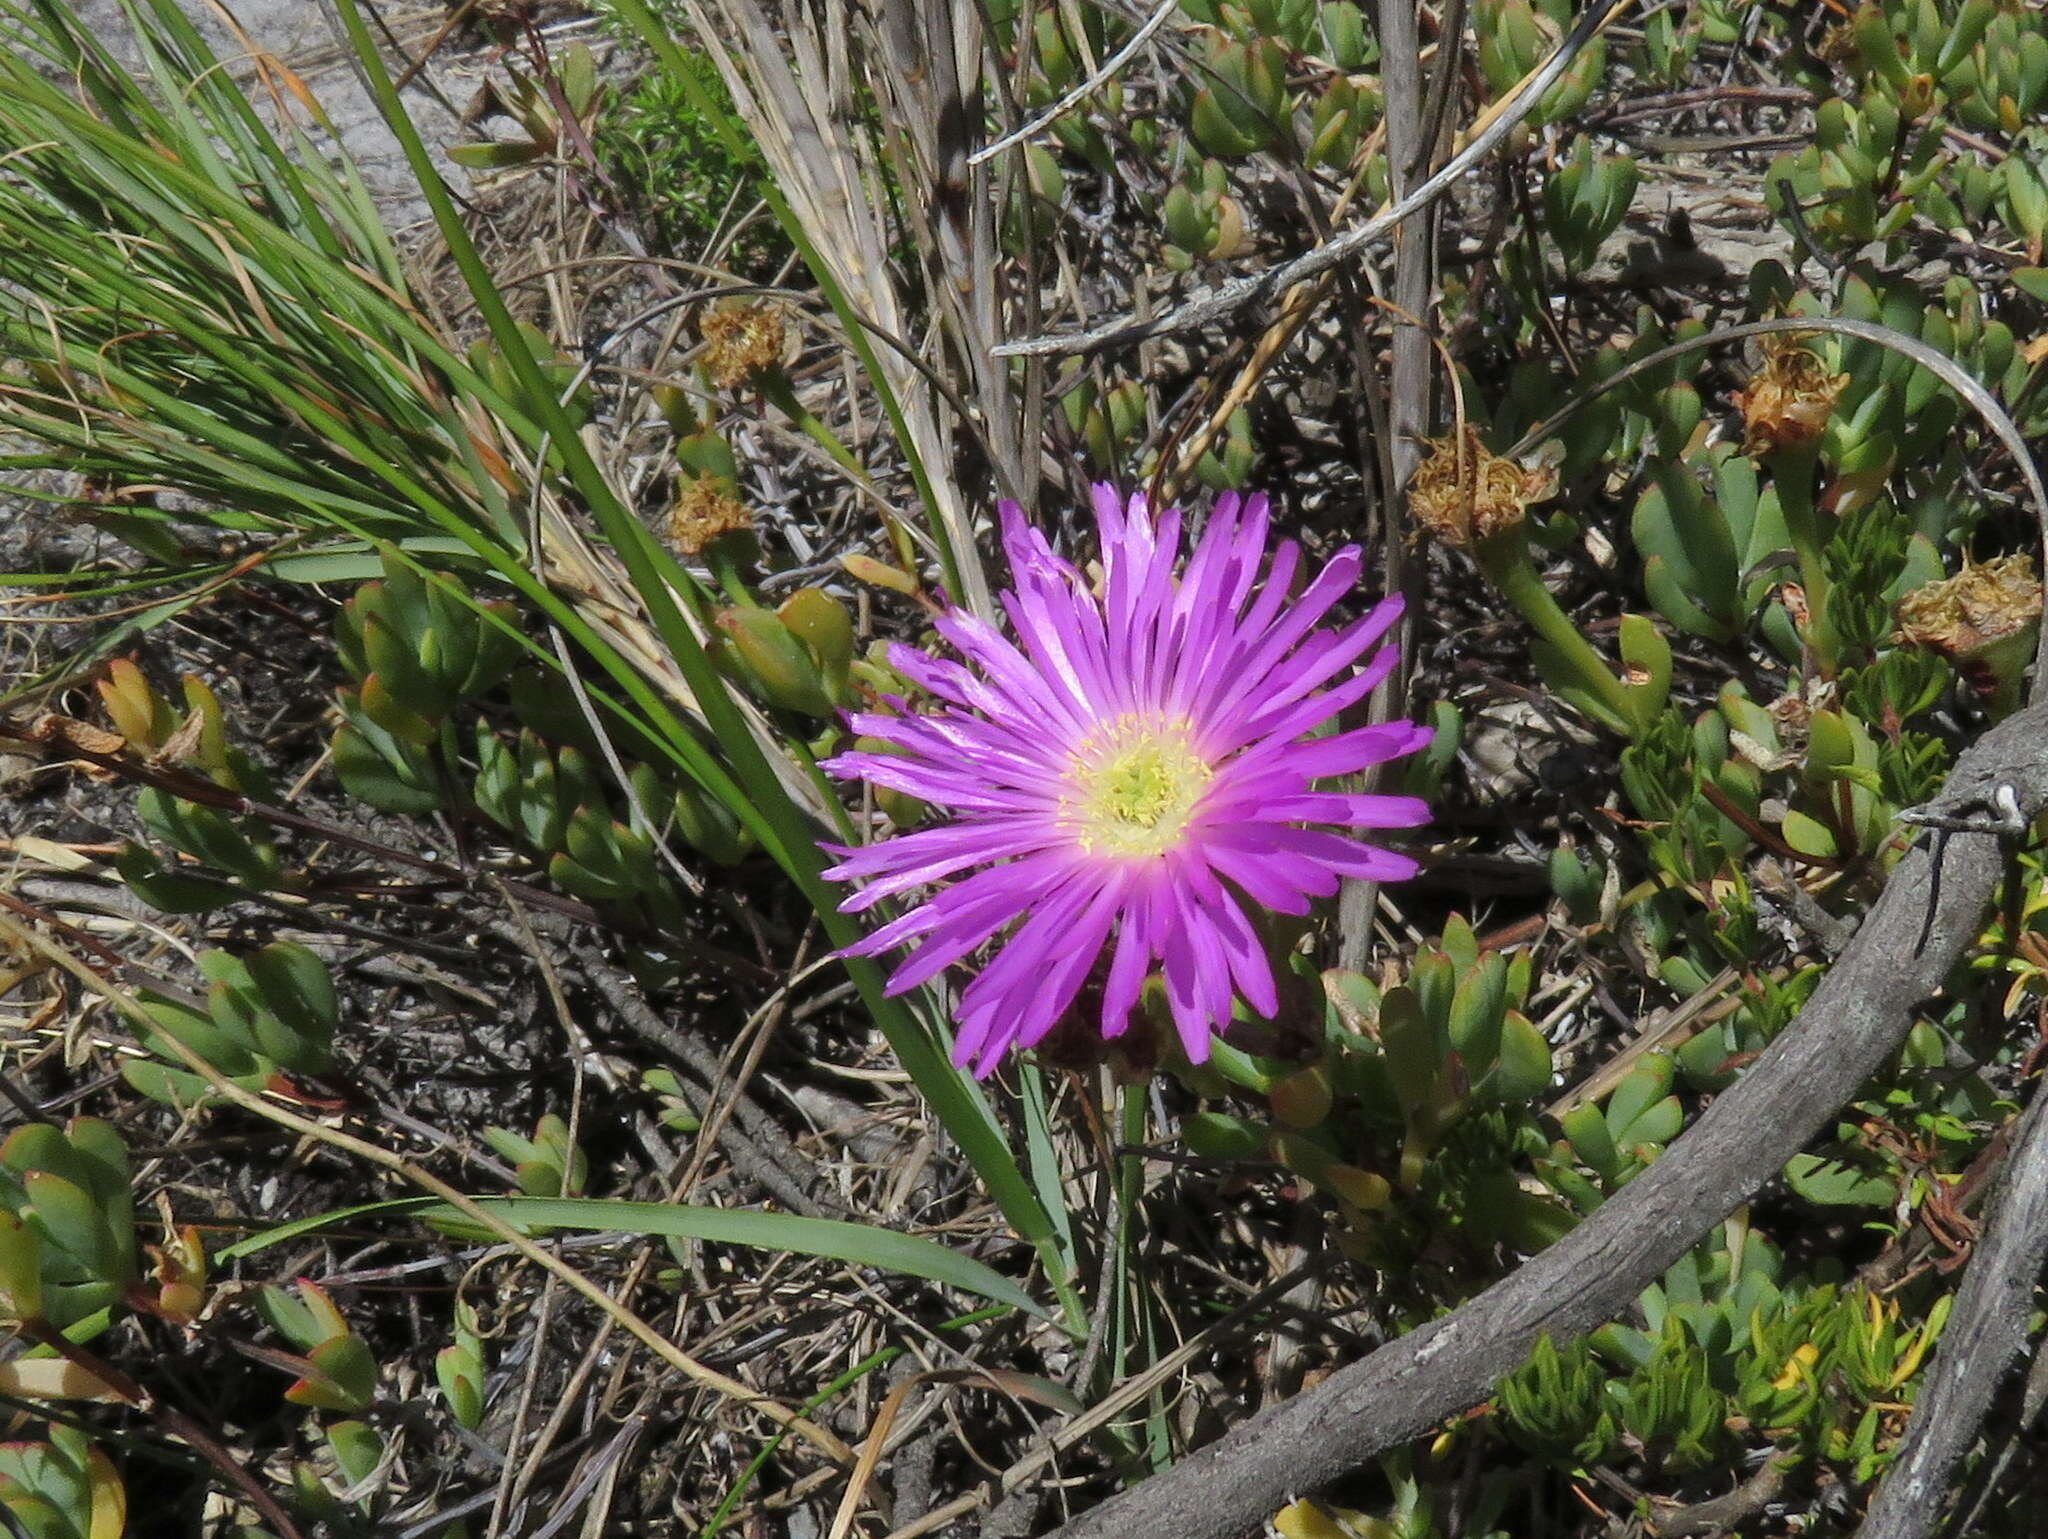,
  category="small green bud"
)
[1268,1065,1333,1129]
[713,607,836,718]
[777,589,856,685]
[841,552,921,597]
